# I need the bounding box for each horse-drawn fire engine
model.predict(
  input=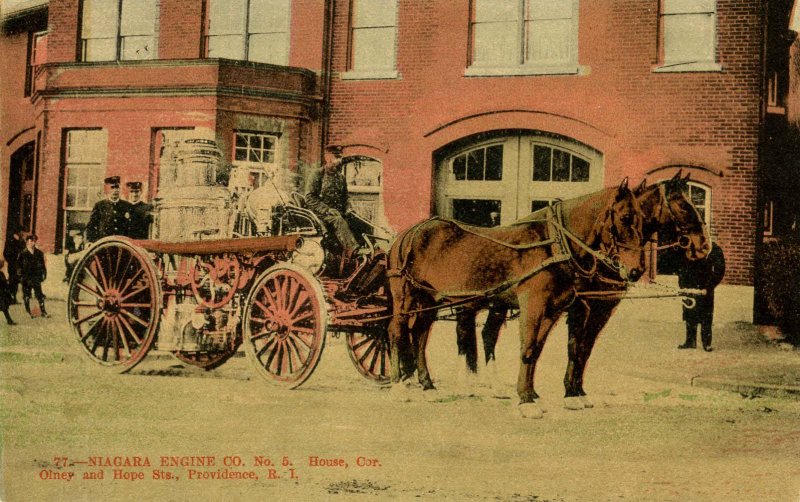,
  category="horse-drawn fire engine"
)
[67,135,392,388]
